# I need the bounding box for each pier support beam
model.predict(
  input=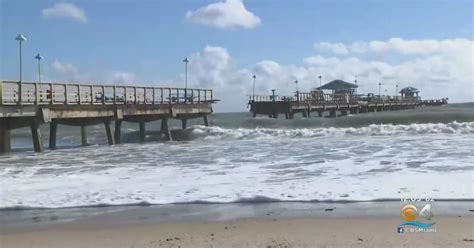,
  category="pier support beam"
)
[139,121,146,142]
[181,119,187,129]
[203,115,210,127]
[81,126,88,146]
[104,120,115,145]
[49,120,58,150]
[114,120,122,144]
[329,109,337,118]
[350,108,359,114]
[302,111,307,118]
[161,118,172,141]
[30,121,44,153]
[306,110,311,118]
[0,123,11,153]
[317,111,323,117]
[340,109,348,116]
